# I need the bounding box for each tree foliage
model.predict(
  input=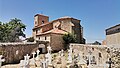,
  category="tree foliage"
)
[63,33,77,49]
[63,33,77,44]
[92,41,101,45]
[0,18,26,42]
[27,37,34,42]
